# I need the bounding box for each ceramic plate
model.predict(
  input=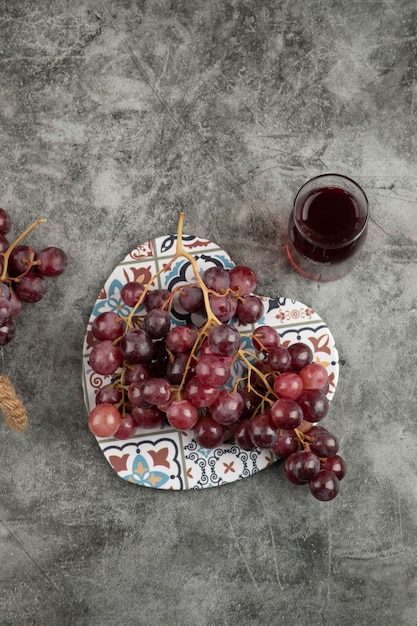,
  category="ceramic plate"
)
[82,234,339,490]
